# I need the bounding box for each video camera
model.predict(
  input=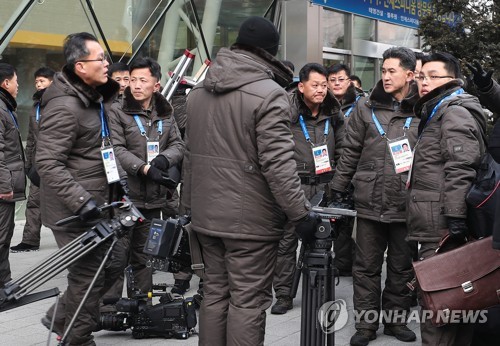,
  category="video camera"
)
[99,288,197,339]
[99,216,198,340]
[143,216,192,273]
